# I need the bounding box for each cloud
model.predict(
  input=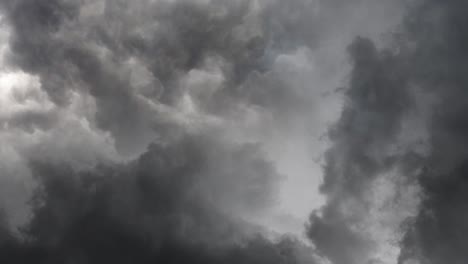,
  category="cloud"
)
[0,1,328,262]
[4,0,455,264]
[307,1,468,264]
[0,132,318,263]
[306,35,422,264]
[395,1,468,263]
